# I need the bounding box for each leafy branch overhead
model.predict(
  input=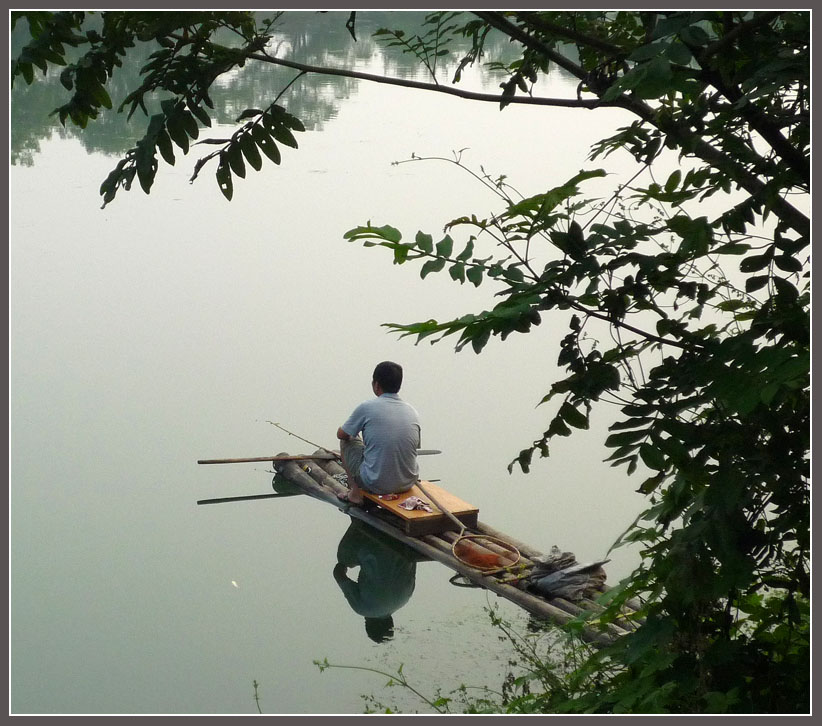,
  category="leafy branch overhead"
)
[12,9,809,715]
[12,10,303,206]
